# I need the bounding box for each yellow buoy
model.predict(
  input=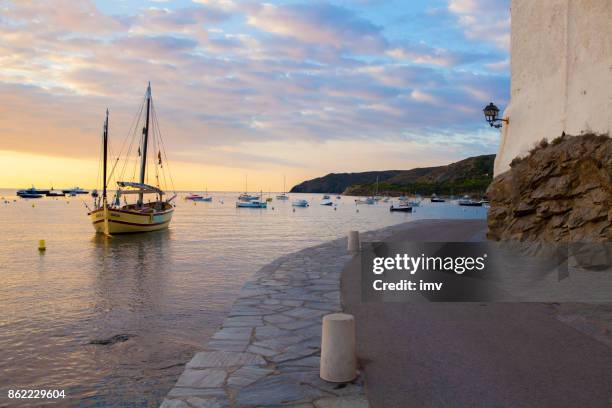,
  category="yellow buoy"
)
[38,239,46,251]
